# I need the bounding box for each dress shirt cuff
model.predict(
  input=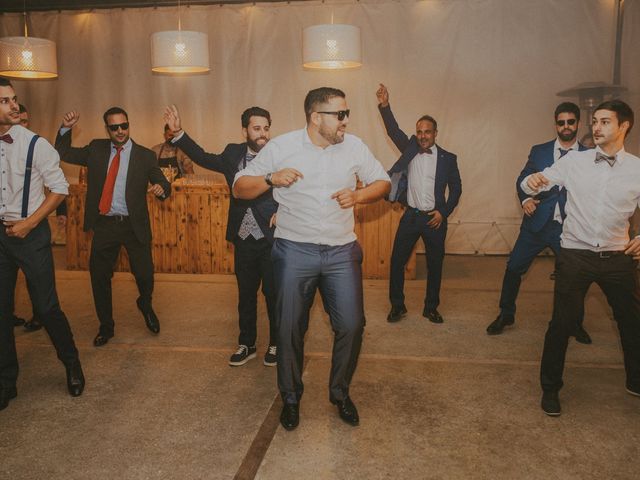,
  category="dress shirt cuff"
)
[521,197,533,206]
[520,177,536,196]
[59,127,71,136]
[171,131,185,143]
